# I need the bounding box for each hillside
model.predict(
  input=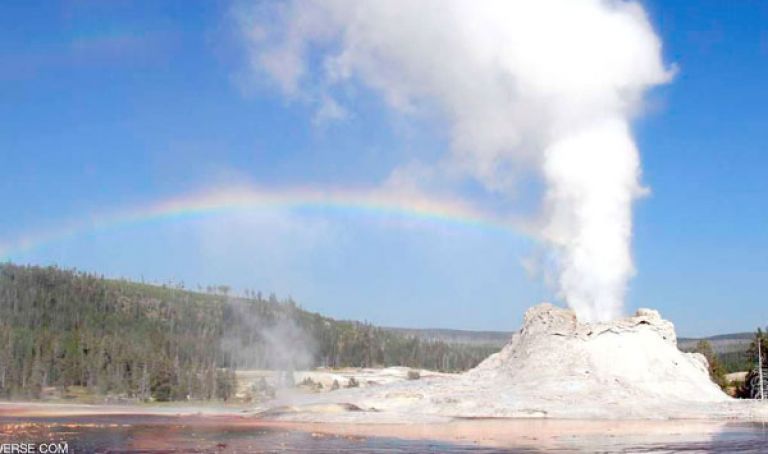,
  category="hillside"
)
[0,264,498,401]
